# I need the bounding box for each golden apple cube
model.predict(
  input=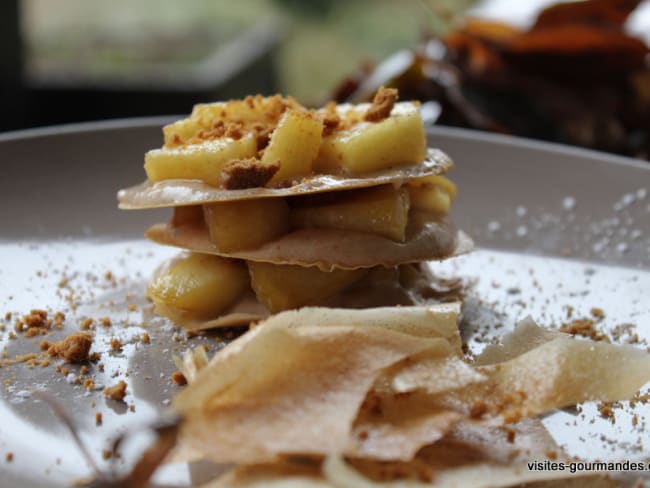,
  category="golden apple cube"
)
[144,135,257,186]
[164,97,293,146]
[290,185,411,242]
[203,198,290,252]
[162,118,202,146]
[316,102,426,174]
[147,253,249,316]
[261,109,323,184]
[248,262,367,312]
[191,96,295,124]
[407,175,457,215]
